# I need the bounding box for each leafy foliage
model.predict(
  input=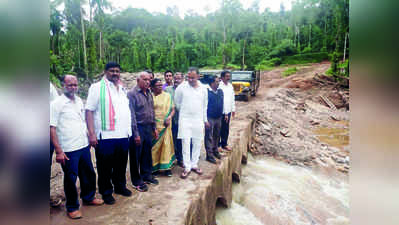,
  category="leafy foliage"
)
[50,0,349,83]
[282,67,297,77]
